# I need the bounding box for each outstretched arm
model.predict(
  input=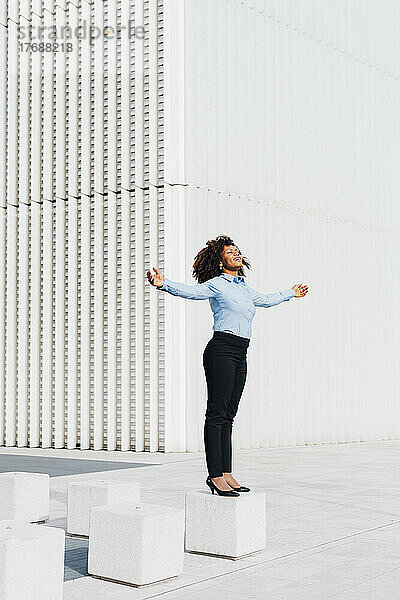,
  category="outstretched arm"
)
[247,282,308,307]
[157,277,218,300]
[247,284,295,307]
[147,267,217,300]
